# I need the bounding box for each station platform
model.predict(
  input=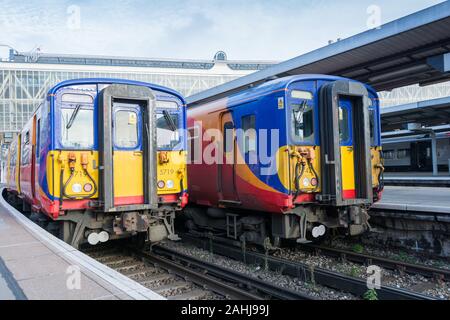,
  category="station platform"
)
[0,188,164,300]
[384,172,450,187]
[372,186,450,215]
